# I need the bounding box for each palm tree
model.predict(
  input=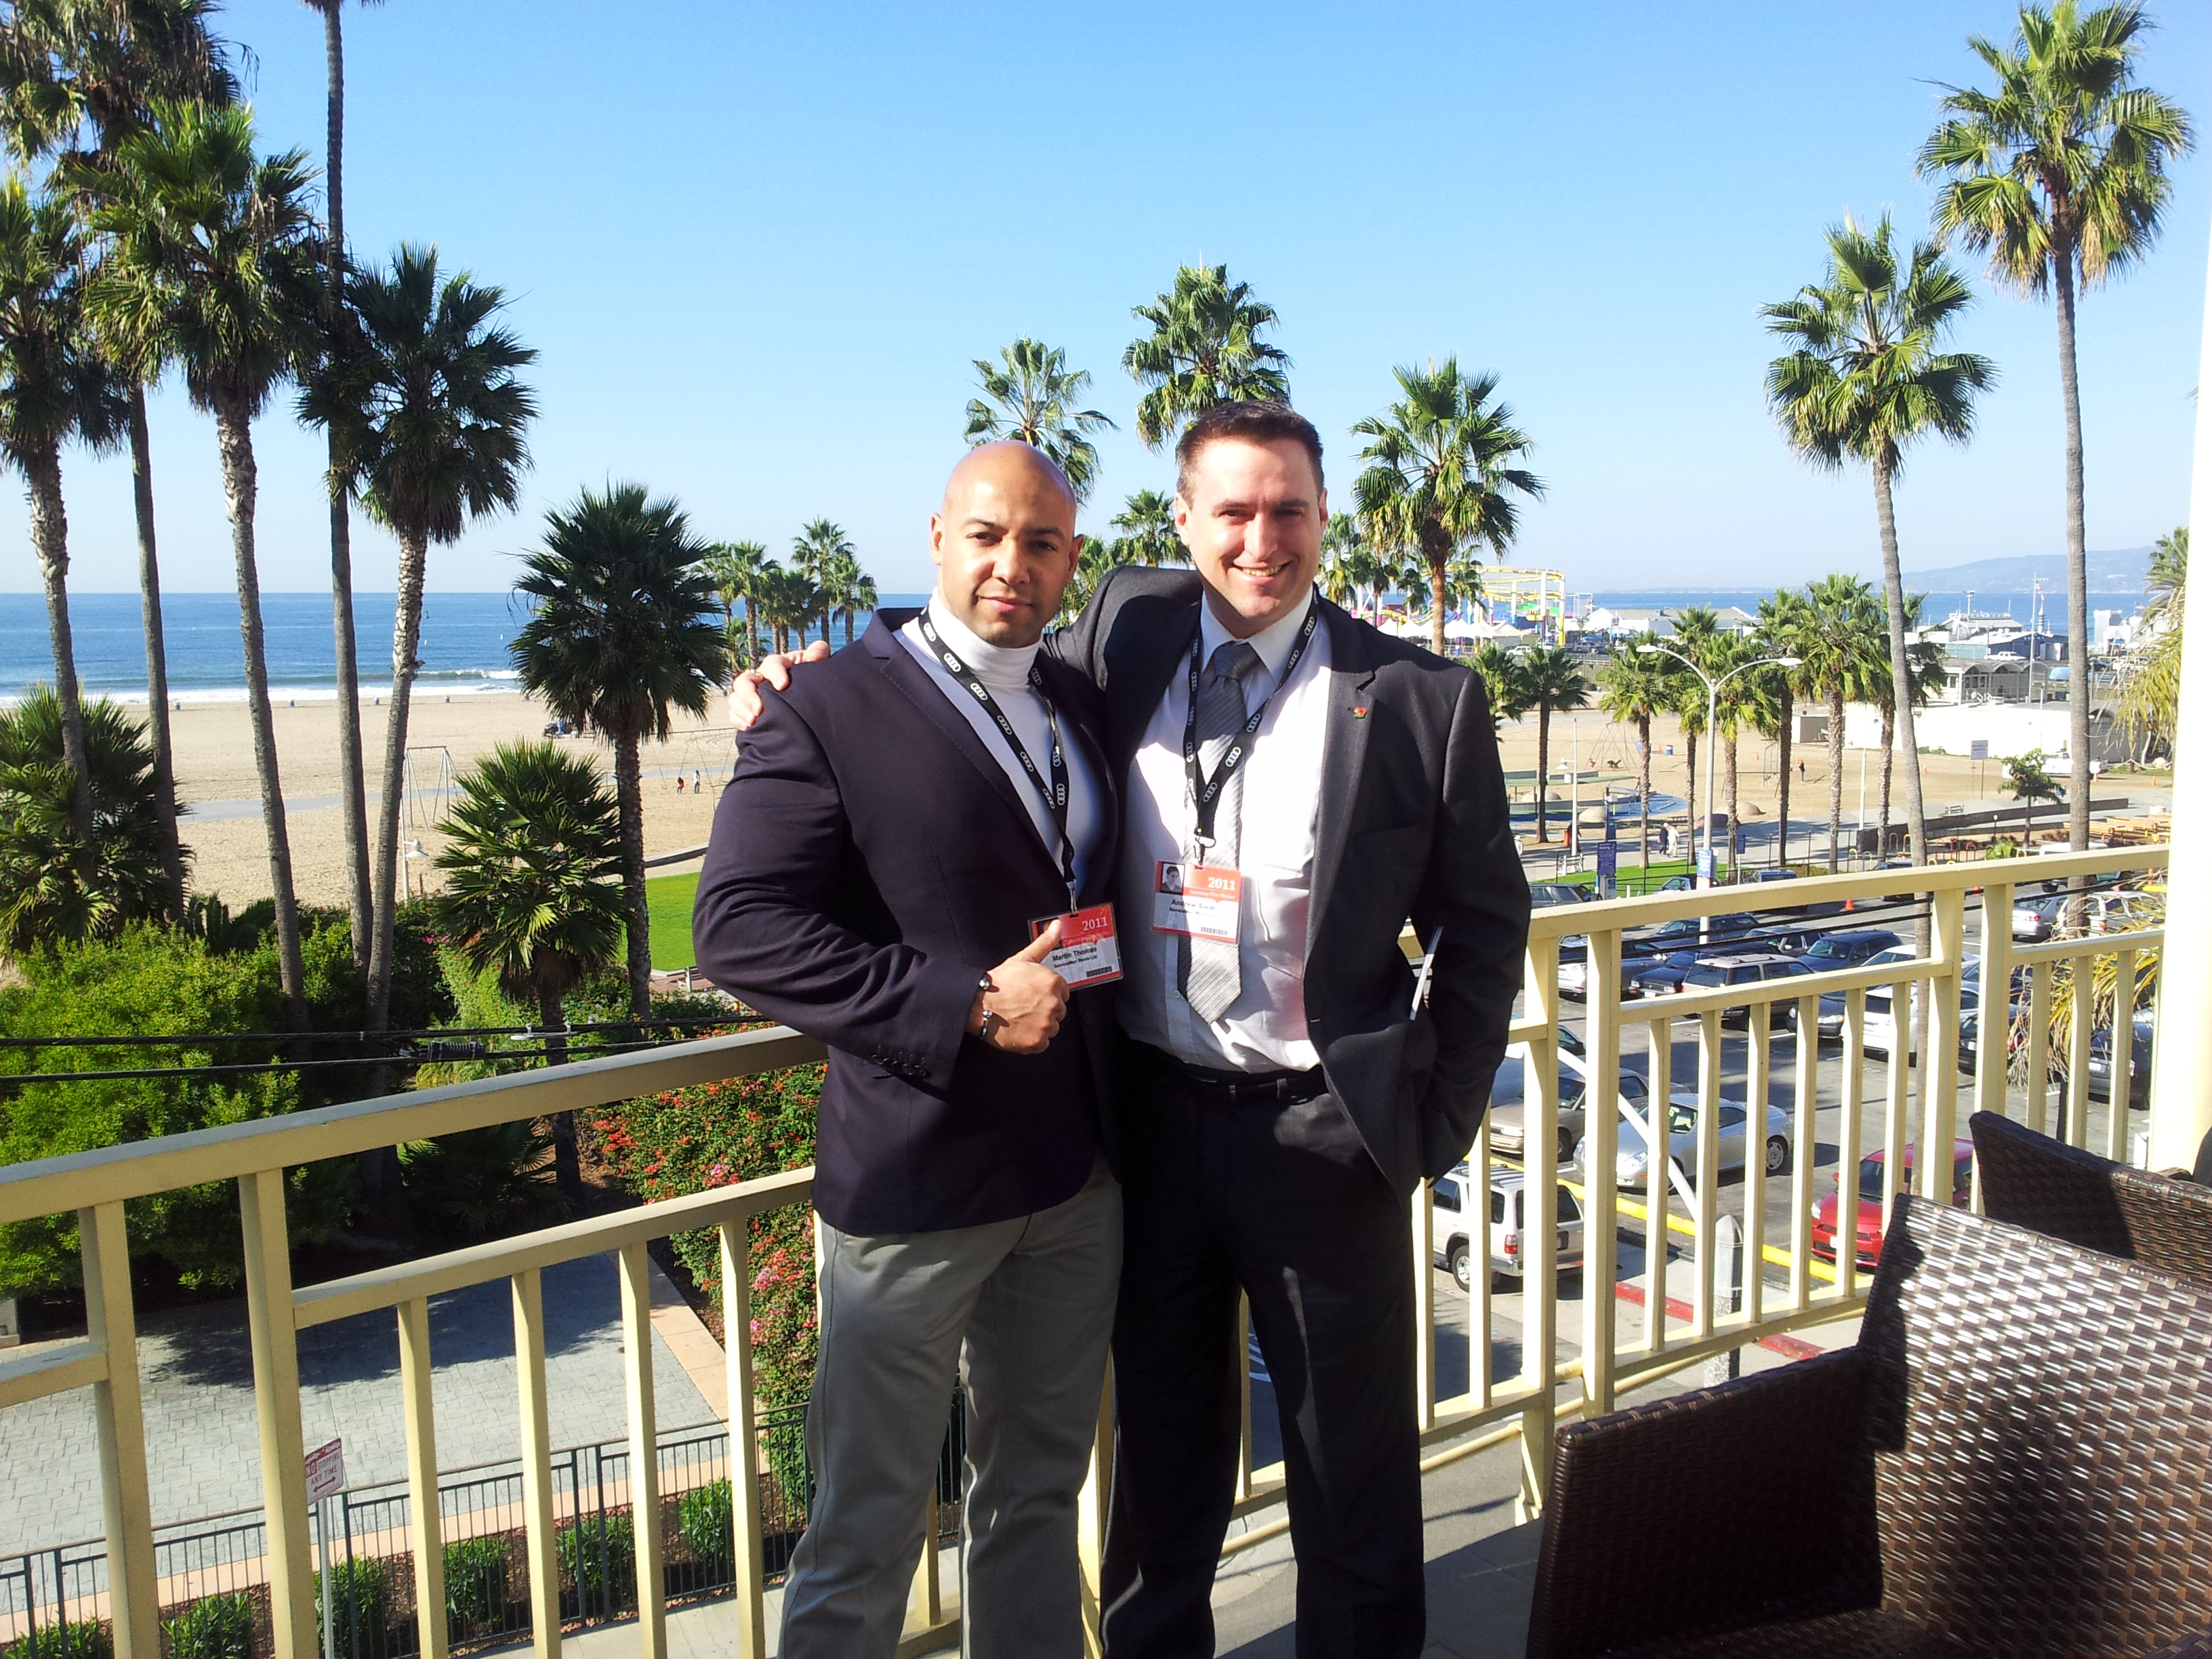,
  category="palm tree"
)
[844,569,877,647]
[2119,525,2184,758]
[0,176,122,882]
[1872,596,1952,855]
[302,0,384,968]
[964,336,1113,504]
[1919,1,2190,857]
[81,98,323,1024]
[1791,577,1886,870]
[1123,262,1290,450]
[0,687,178,951]
[1596,647,1672,868]
[301,242,537,1039]
[0,0,234,916]
[1353,359,1543,657]
[702,539,770,672]
[1669,609,1724,851]
[1111,487,1186,566]
[2003,748,2066,845]
[432,740,622,1197]
[1708,634,1776,875]
[1317,510,1370,609]
[1519,646,1590,845]
[1764,213,1996,868]
[512,485,726,1021]
[1470,644,1530,737]
[1753,589,1812,867]
[790,518,853,647]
